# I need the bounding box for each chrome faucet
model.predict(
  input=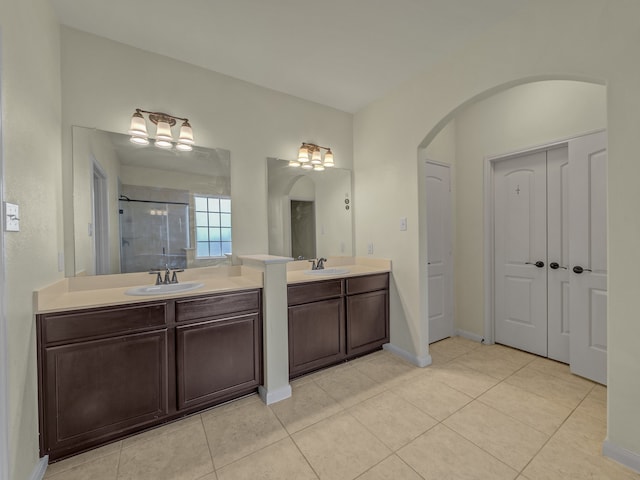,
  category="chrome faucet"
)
[316,257,327,270]
[149,266,183,285]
